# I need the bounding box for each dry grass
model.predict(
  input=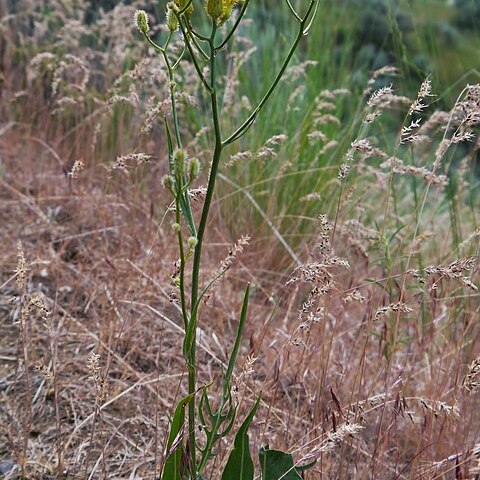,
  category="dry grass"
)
[1,122,479,479]
[1,1,480,479]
